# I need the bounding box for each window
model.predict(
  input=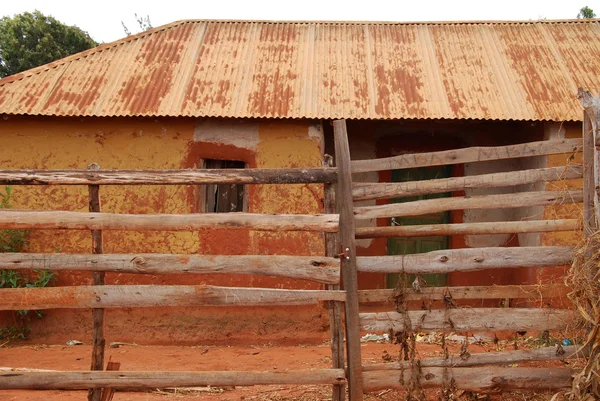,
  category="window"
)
[200,159,247,213]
